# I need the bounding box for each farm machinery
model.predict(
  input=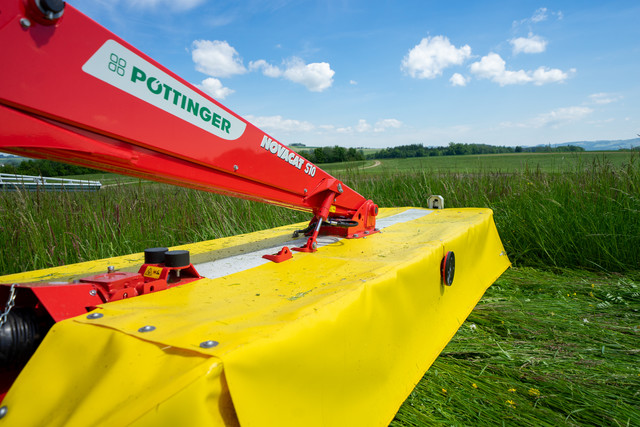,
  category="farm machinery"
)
[0,1,510,425]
